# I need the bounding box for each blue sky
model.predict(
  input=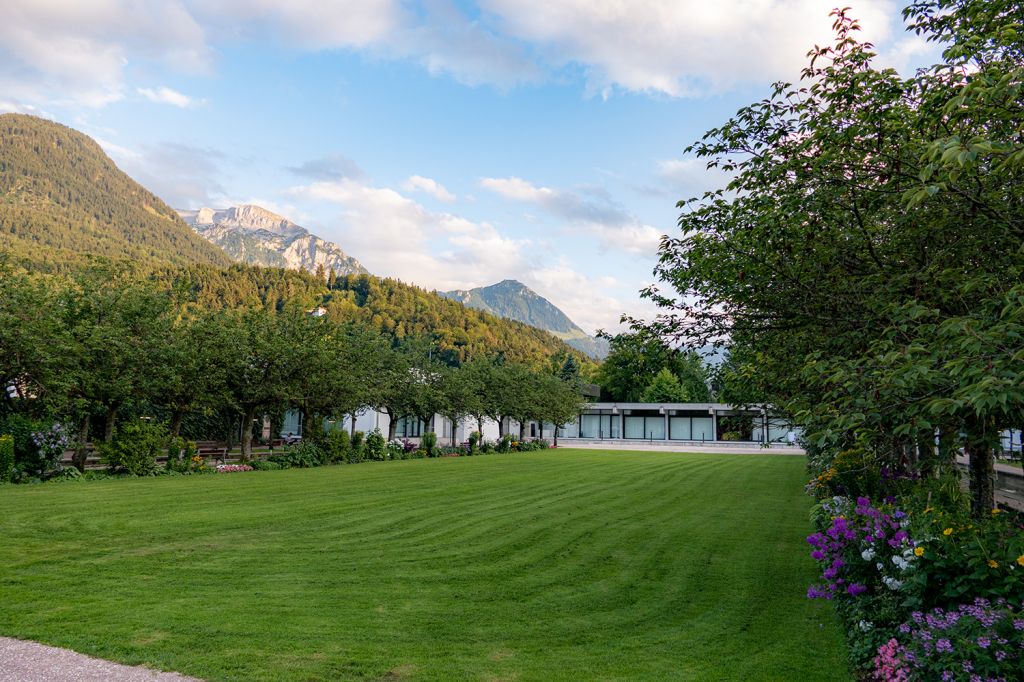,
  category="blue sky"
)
[0,0,936,334]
